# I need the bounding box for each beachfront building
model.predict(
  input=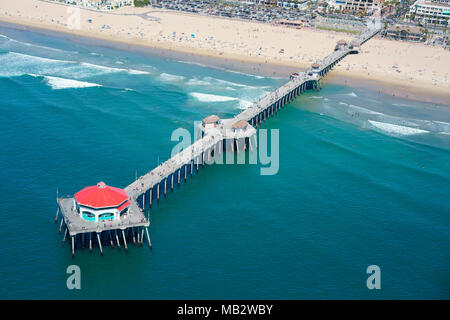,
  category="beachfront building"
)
[58,0,134,10]
[407,0,450,26]
[343,0,381,13]
[74,181,130,222]
[382,25,426,42]
[327,0,347,10]
[244,0,307,8]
